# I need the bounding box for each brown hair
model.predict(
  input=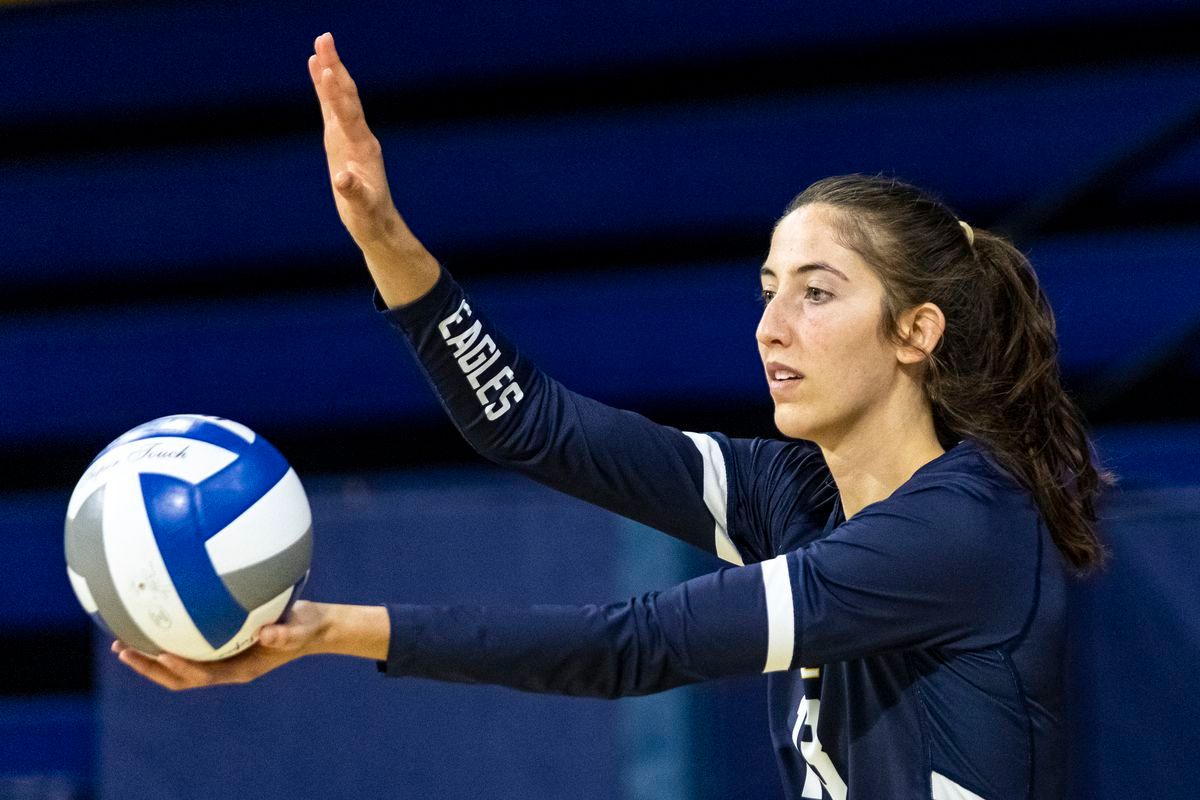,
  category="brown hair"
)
[786,174,1112,572]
